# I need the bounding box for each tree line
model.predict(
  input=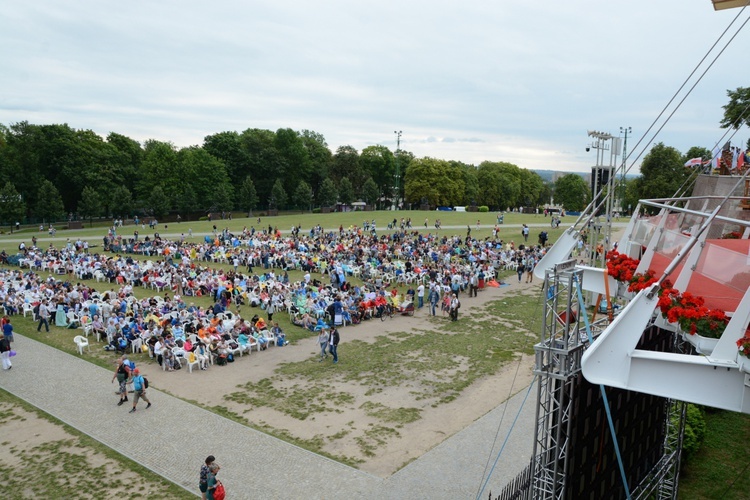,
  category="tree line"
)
[0,122,557,225]
[1,115,742,228]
